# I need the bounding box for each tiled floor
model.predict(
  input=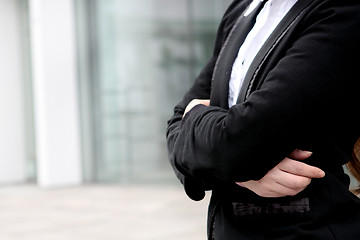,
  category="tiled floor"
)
[0,184,210,240]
